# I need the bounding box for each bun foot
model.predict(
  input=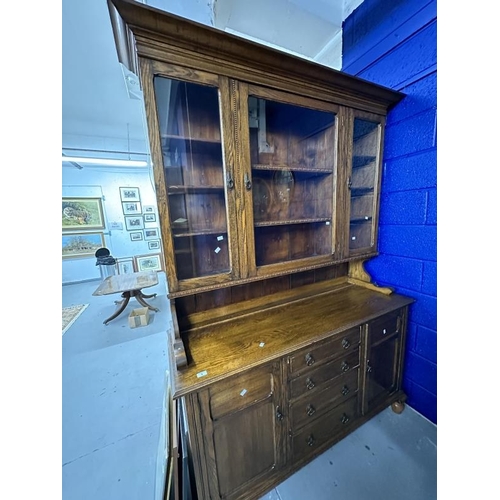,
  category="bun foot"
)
[391,401,405,414]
